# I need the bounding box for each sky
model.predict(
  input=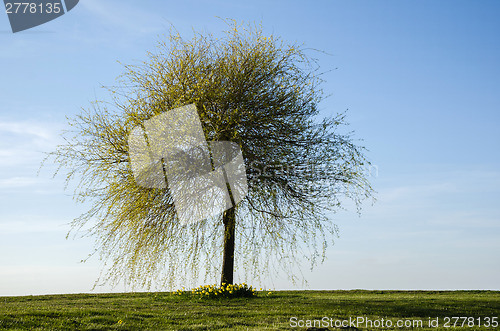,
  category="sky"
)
[1,0,499,296]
